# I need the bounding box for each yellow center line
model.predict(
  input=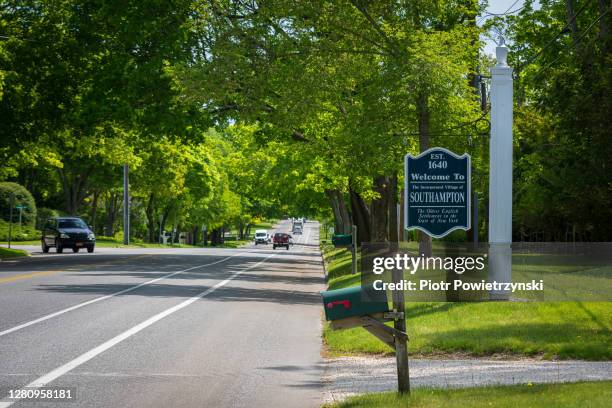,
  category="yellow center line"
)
[0,254,154,284]
[0,270,63,284]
